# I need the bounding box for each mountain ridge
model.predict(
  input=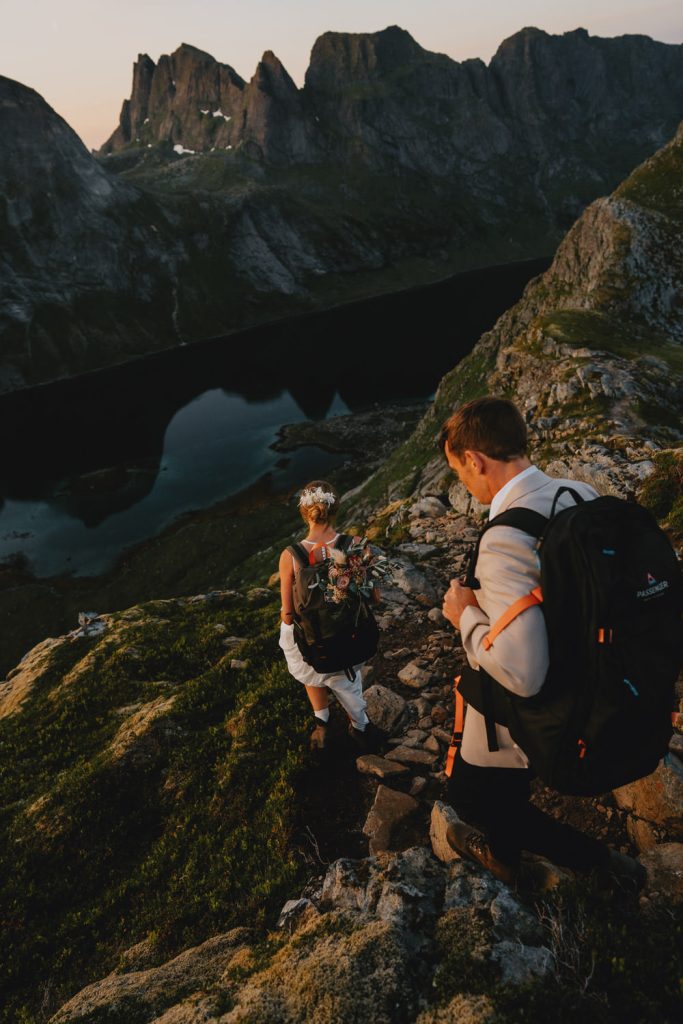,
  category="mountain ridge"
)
[2,24,683,392]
